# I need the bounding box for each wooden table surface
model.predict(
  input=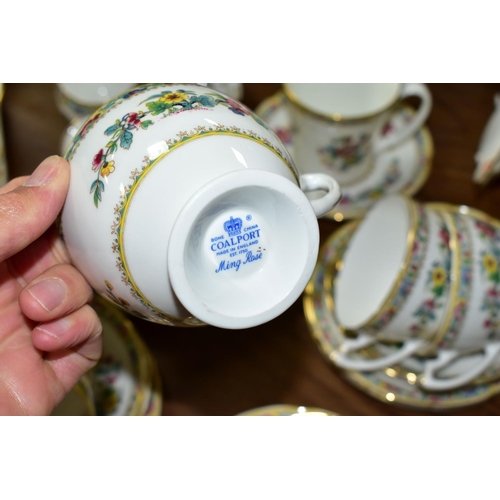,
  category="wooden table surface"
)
[3,83,500,416]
